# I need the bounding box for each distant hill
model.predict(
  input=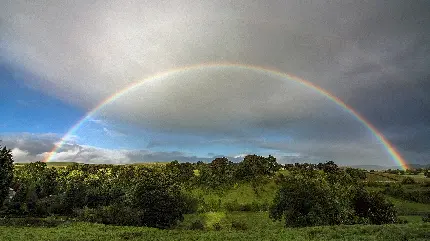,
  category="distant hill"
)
[15,162,78,167]
[14,161,429,170]
[346,163,430,170]
[345,165,401,170]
